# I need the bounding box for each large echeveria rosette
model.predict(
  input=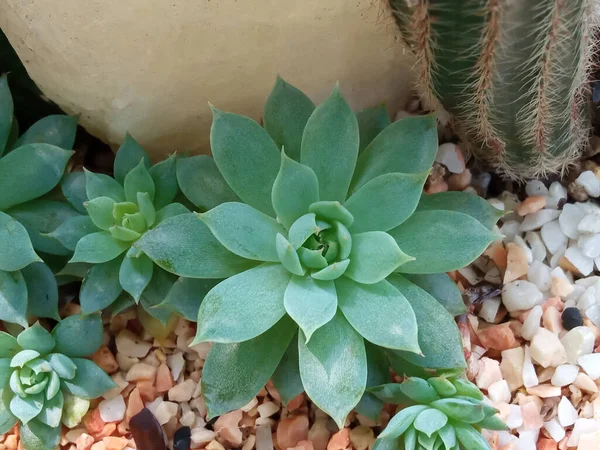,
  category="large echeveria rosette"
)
[0,316,115,450]
[136,77,501,426]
